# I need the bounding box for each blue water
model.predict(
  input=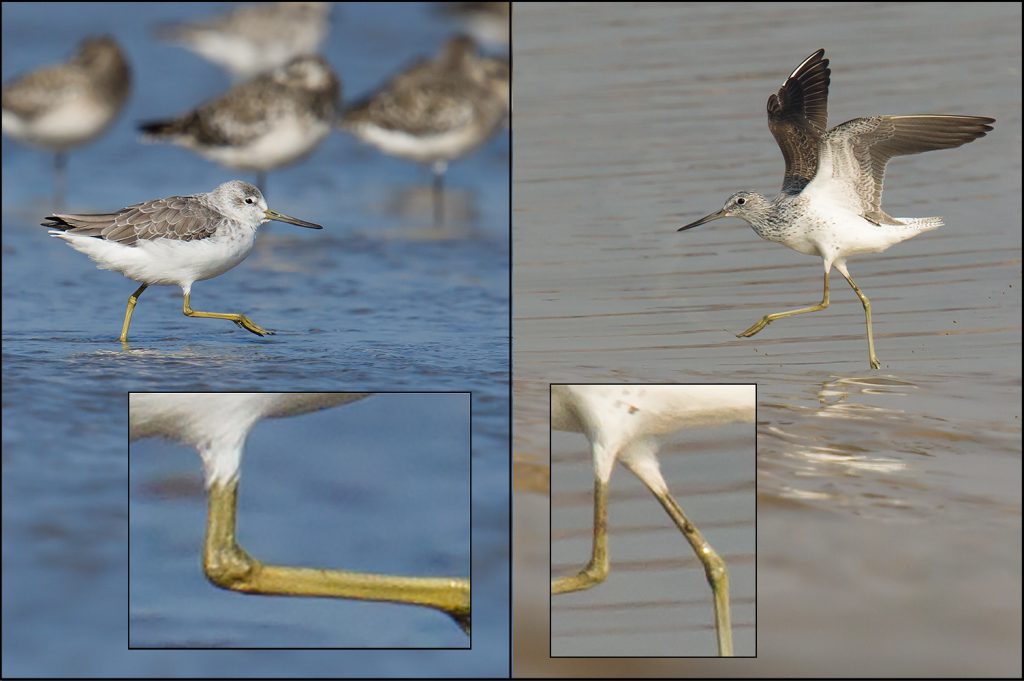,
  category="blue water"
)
[2,2,509,677]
